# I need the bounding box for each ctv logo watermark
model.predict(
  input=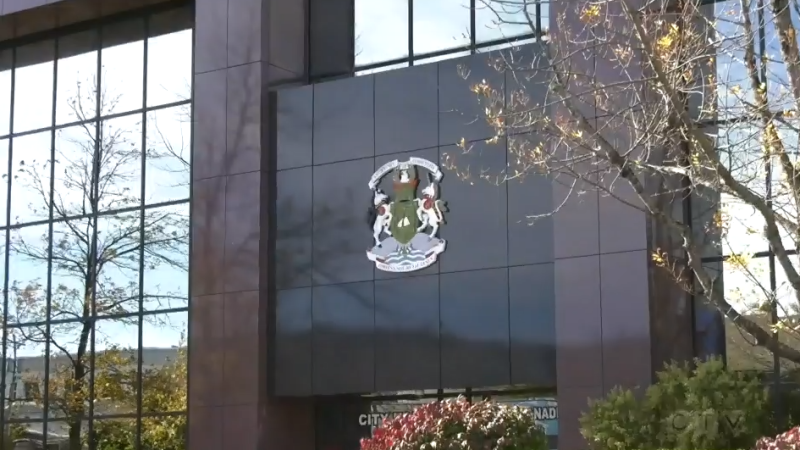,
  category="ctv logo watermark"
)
[665,410,747,436]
